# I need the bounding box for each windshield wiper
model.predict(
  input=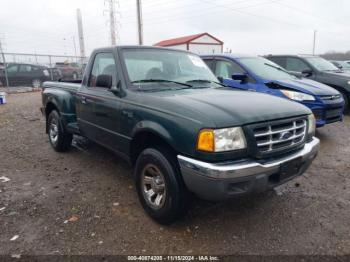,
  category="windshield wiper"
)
[131,79,193,87]
[264,63,287,72]
[186,79,225,87]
